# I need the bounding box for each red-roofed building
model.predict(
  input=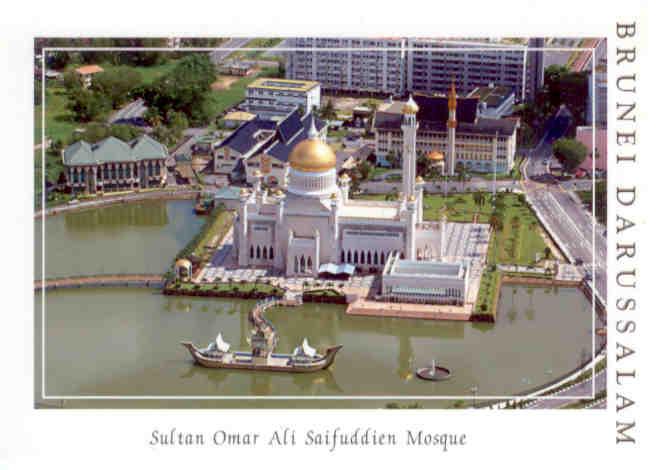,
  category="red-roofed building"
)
[575,126,607,177]
[74,64,104,88]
